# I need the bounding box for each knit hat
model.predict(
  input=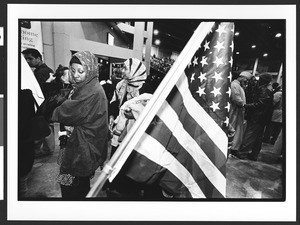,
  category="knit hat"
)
[239,71,253,79]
